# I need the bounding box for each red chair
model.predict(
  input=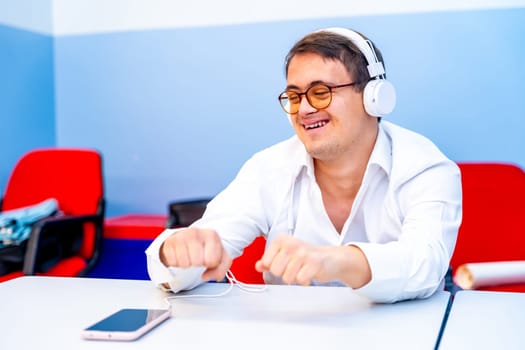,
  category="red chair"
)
[449,162,525,292]
[229,236,265,284]
[0,148,105,282]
